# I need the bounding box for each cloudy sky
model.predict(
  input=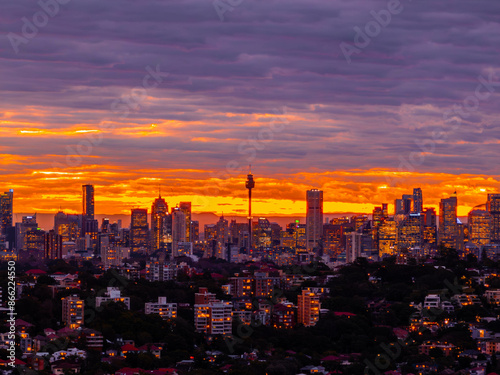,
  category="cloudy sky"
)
[1,0,499,218]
